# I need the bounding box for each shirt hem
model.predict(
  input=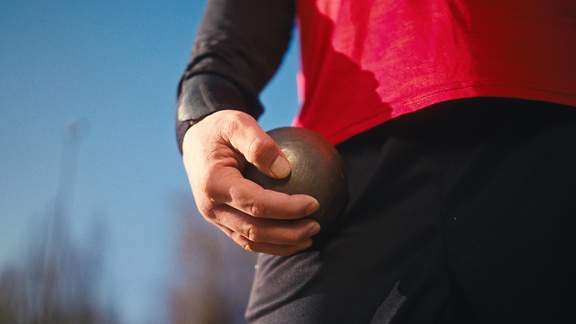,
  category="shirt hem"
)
[294,84,576,145]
